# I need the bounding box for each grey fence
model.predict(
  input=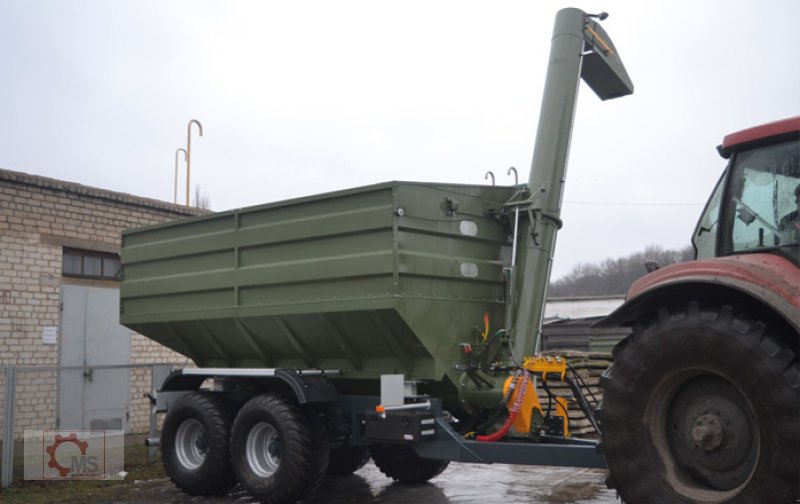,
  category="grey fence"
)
[0,363,182,488]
